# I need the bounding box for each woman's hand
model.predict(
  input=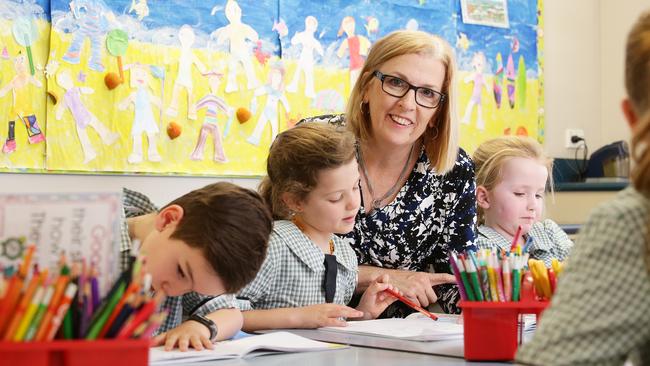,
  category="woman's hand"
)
[290,304,364,328]
[388,271,456,307]
[355,274,398,319]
